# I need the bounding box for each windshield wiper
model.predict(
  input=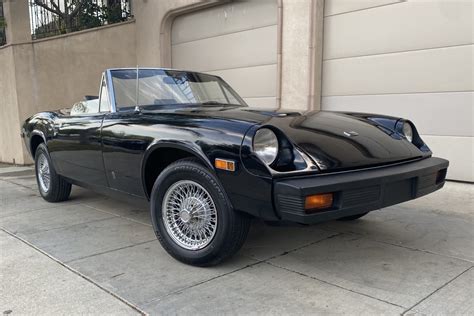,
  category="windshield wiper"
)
[199,101,241,107]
